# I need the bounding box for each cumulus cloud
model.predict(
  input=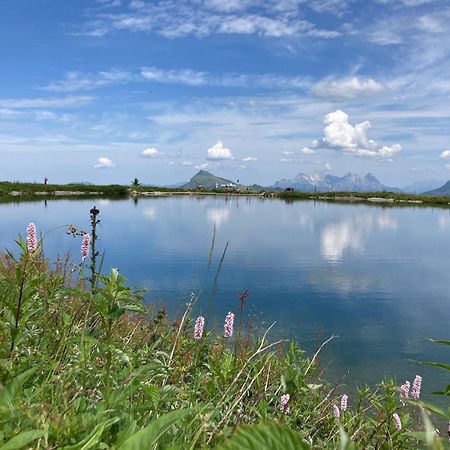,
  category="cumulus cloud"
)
[206,140,233,160]
[94,157,115,168]
[440,150,450,159]
[181,160,193,165]
[309,110,401,159]
[280,157,293,162]
[312,77,386,100]
[242,156,258,161]
[140,147,163,158]
[301,147,316,154]
[195,163,209,170]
